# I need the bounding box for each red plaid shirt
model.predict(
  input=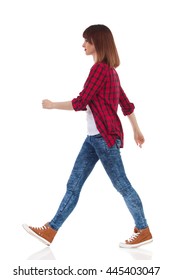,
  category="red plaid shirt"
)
[72,62,135,147]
